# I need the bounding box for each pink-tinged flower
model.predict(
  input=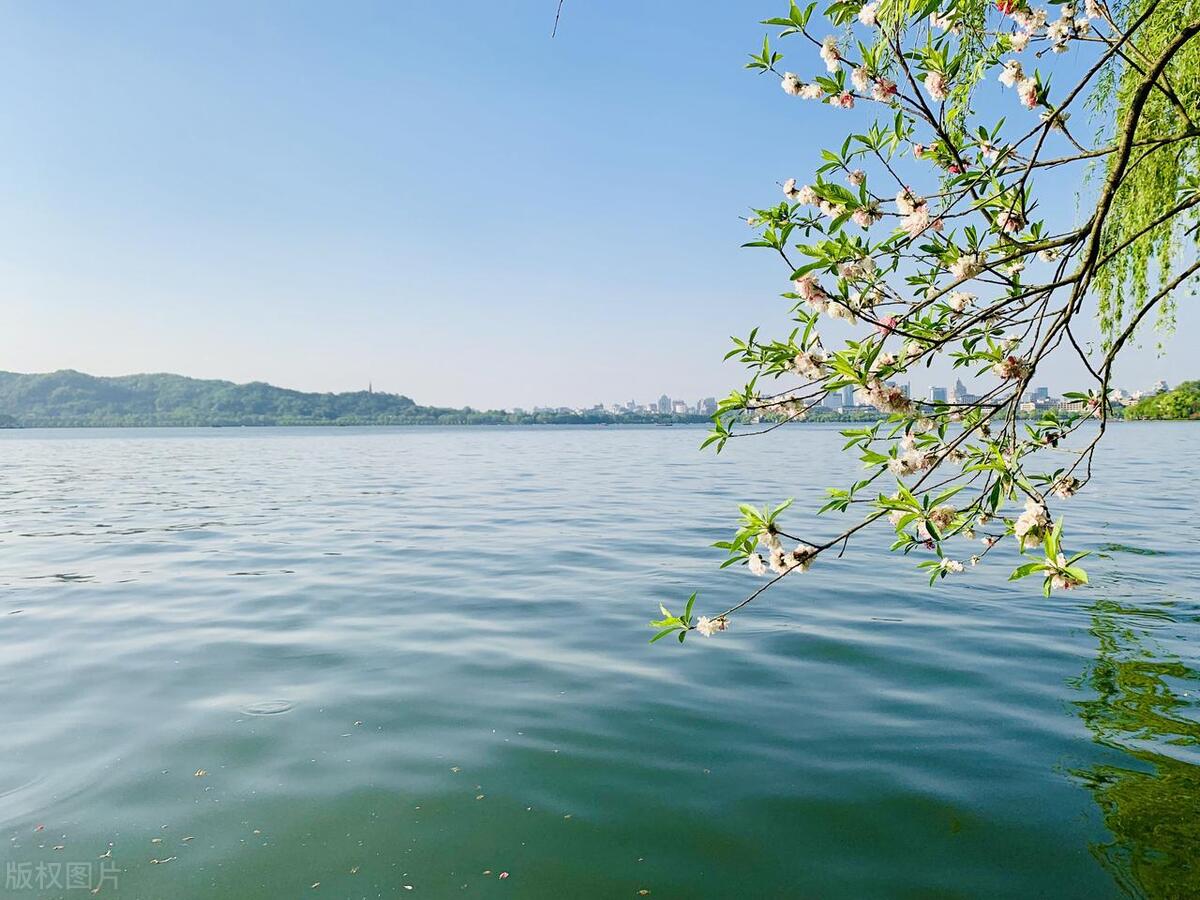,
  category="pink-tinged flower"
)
[851,204,881,228]
[950,252,983,280]
[832,91,855,109]
[991,355,1029,380]
[923,71,949,102]
[948,163,963,174]
[1018,76,1039,108]
[901,206,932,237]
[847,168,865,186]
[852,67,871,92]
[995,210,1025,233]
[997,0,1018,13]
[876,315,899,336]
[871,78,898,101]
[913,142,927,158]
